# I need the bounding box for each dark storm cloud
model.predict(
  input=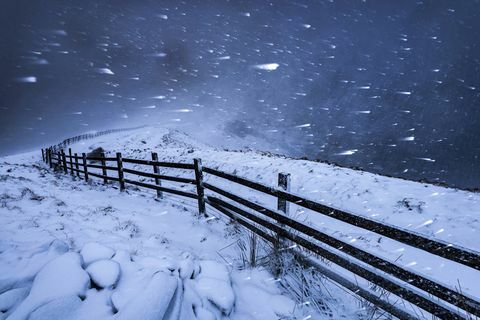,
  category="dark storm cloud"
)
[0,0,479,189]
